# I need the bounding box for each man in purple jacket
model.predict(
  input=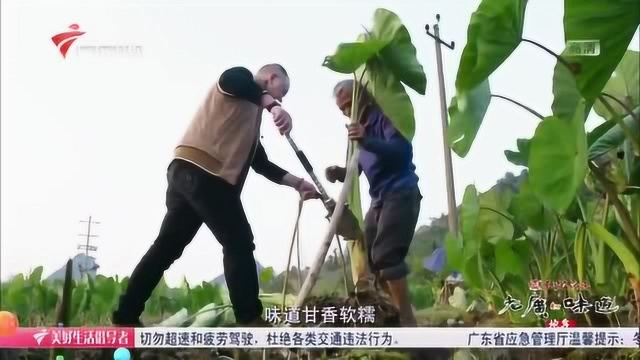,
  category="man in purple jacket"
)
[325,79,422,329]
